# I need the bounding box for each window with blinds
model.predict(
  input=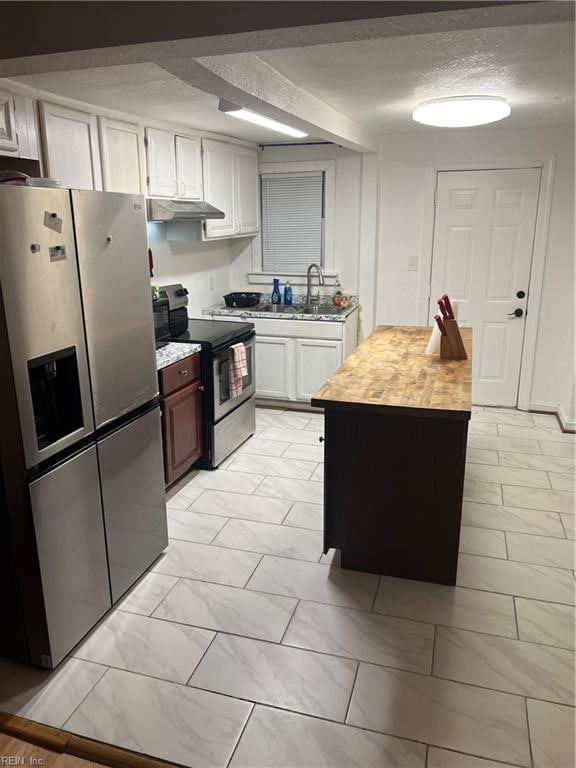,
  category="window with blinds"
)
[261,171,325,273]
